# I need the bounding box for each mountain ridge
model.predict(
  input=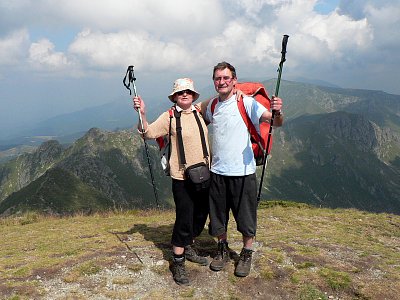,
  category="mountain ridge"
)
[0,128,171,216]
[2,79,399,149]
[0,80,399,215]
